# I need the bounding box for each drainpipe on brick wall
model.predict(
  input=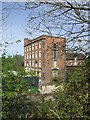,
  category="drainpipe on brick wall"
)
[64,38,66,80]
[41,39,45,83]
[59,39,66,80]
